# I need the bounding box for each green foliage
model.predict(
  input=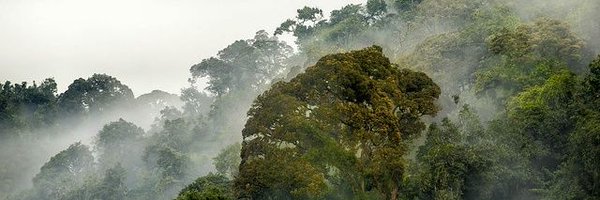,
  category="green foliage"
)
[190,30,292,96]
[96,119,144,152]
[57,73,134,115]
[180,87,212,118]
[418,142,487,200]
[0,78,58,137]
[31,142,94,200]
[3,1,600,200]
[236,46,440,199]
[176,173,234,200]
[329,4,366,26]
[393,0,421,12]
[64,164,128,200]
[546,56,600,200]
[98,164,129,200]
[95,118,145,170]
[275,7,324,39]
[324,5,369,44]
[398,5,521,110]
[275,2,396,62]
[507,71,579,170]
[157,147,187,180]
[213,143,241,178]
[477,18,586,98]
[547,111,600,200]
[581,55,600,108]
[145,122,190,179]
[411,106,492,200]
[366,0,387,19]
[136,90,184,113]
[141,116,201,197]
